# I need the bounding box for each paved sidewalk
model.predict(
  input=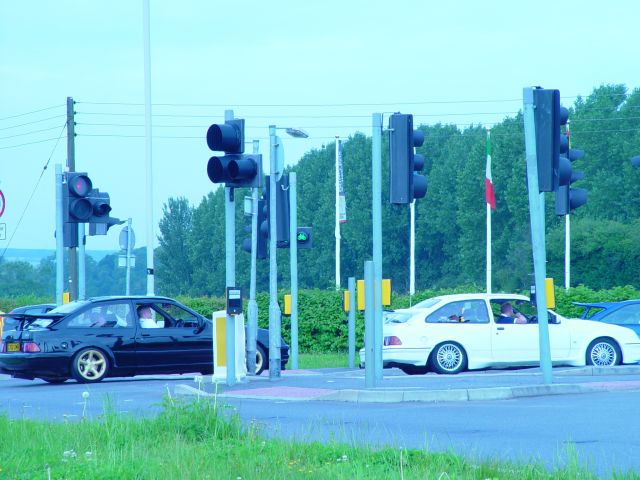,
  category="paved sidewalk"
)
[175,365,640,403]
